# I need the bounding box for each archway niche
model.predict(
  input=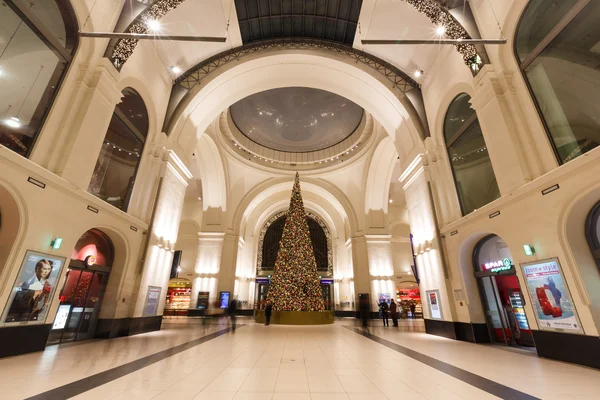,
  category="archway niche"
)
[0,184,21,280]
